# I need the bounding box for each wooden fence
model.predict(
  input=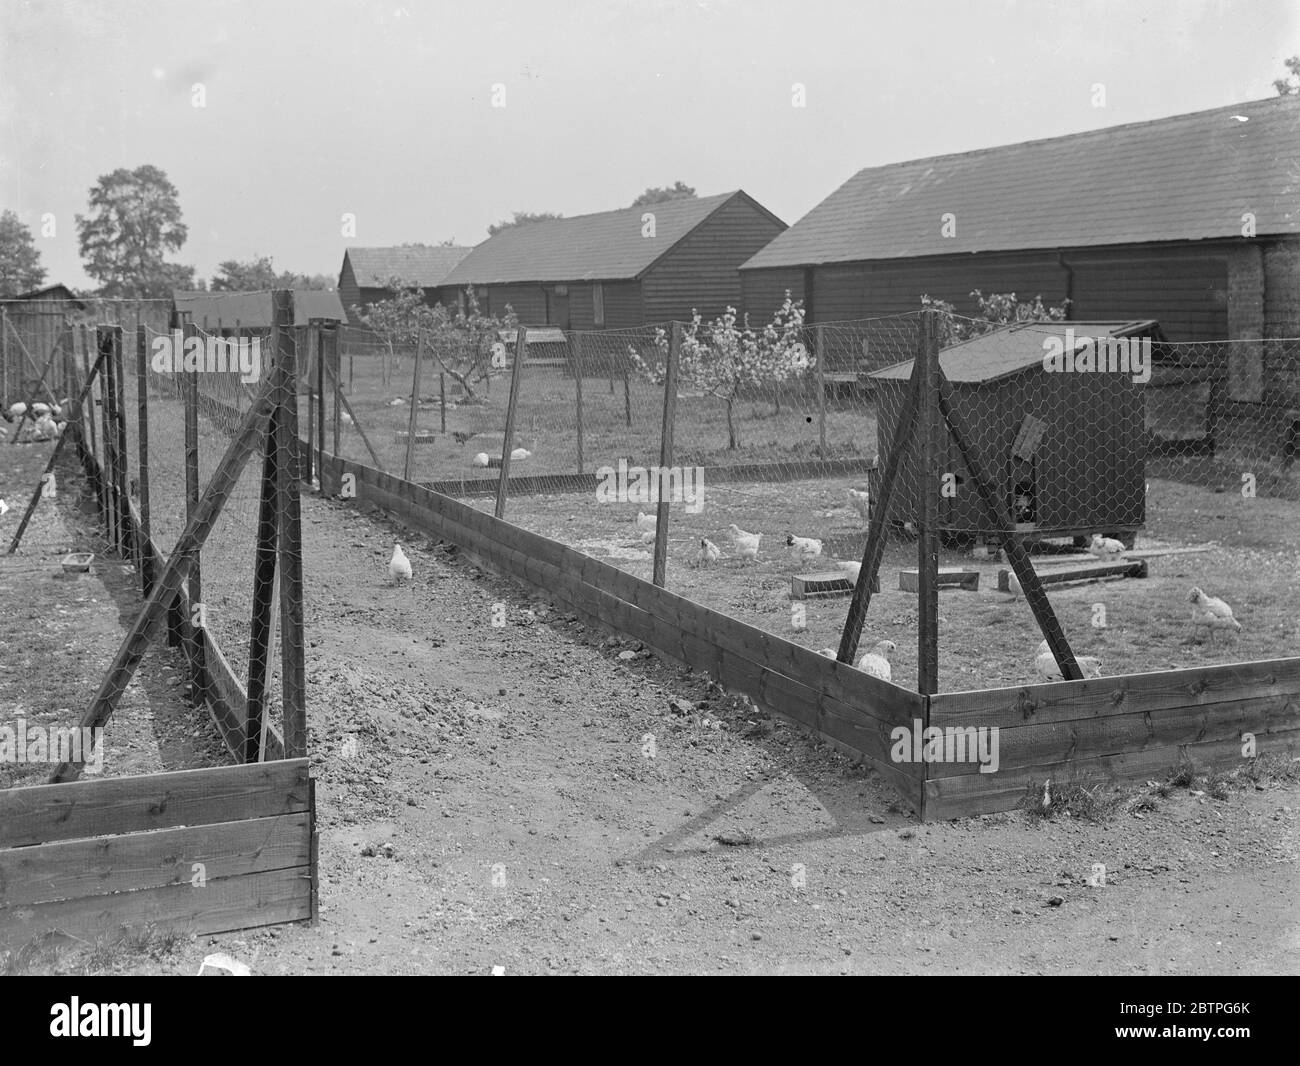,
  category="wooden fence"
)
[0,760,315,954]
[320,450,1300,820]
